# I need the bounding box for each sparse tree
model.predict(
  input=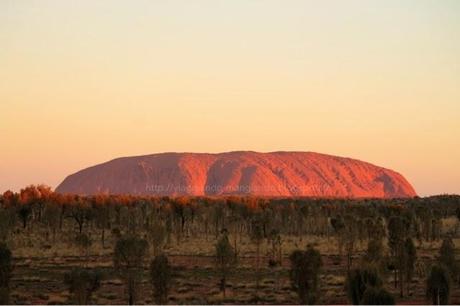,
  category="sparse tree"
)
[69,203,92,234]
[150,254,171,304]
[289,245,323,304]
[113,236,148,305]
